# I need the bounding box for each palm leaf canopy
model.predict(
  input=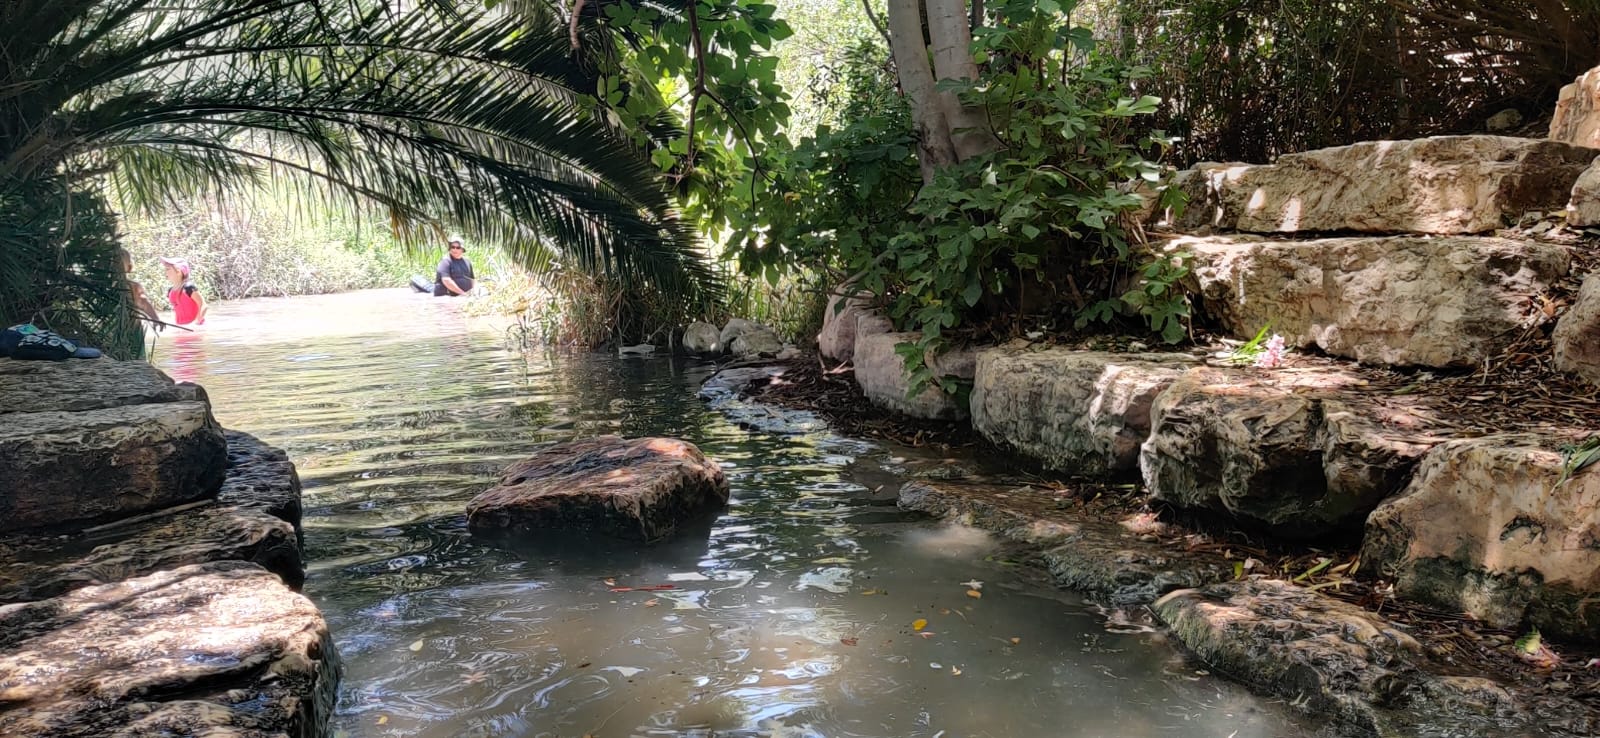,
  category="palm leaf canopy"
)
[0,0,719,306]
